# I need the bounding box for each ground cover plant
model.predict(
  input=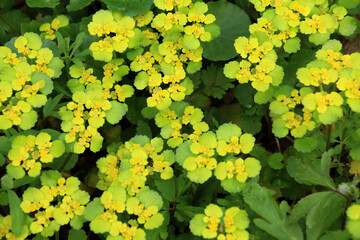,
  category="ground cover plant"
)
[0,0,360,239]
